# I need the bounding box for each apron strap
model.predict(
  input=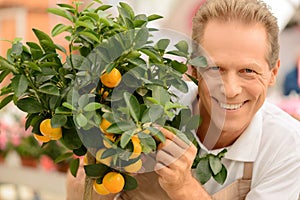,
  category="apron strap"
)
[242,162,253,180]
